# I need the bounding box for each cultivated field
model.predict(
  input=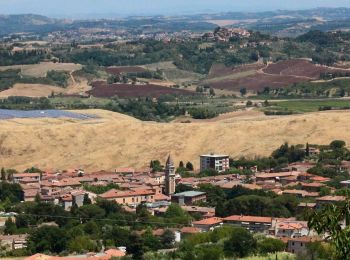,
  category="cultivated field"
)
[90,81,194,98]
[0,109,350,171]
[262,59,349,78]
[0,77,91,98]
[0,83,65,98]
[162,68,204,85]
[0,62,82,77]
[206,59,350,91]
